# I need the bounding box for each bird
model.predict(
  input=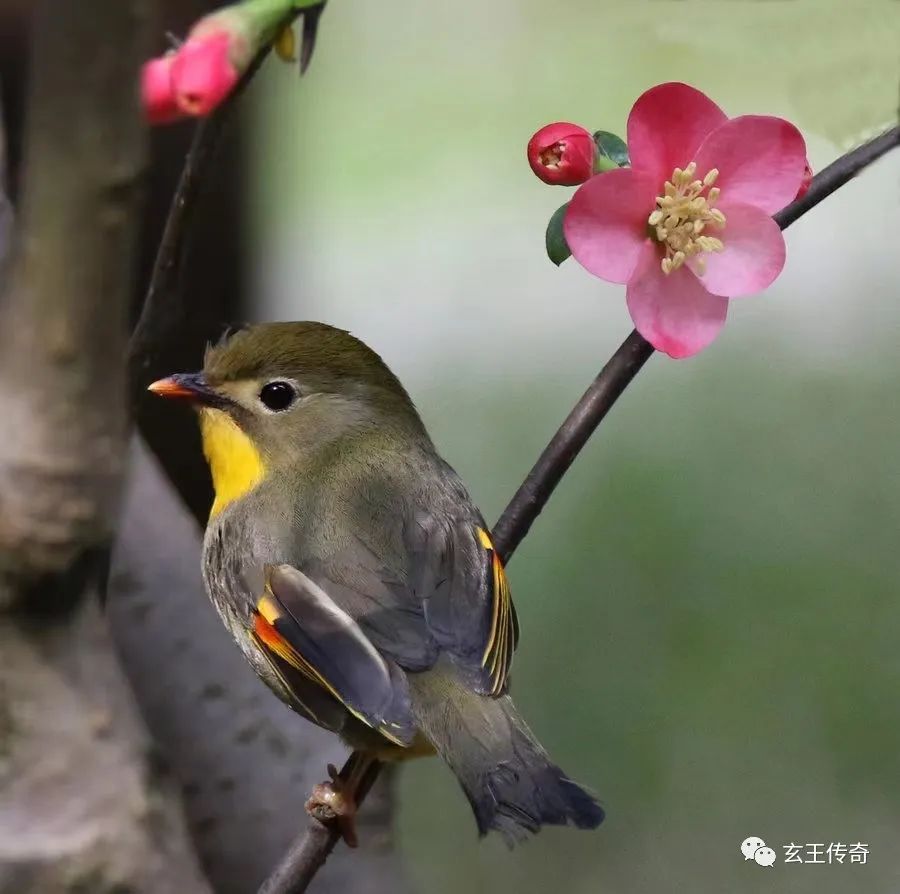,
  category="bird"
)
[149,321,604,844]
